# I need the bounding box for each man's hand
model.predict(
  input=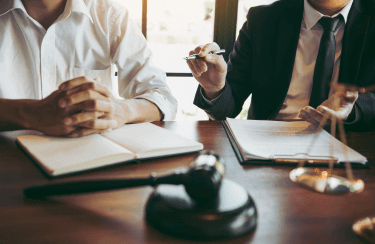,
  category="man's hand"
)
[57,77,127,137]
[298,84,359,126]
[21,76,118,137]
[22,90,79,136]
[11,76,161,137]
[186,42,227,100]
